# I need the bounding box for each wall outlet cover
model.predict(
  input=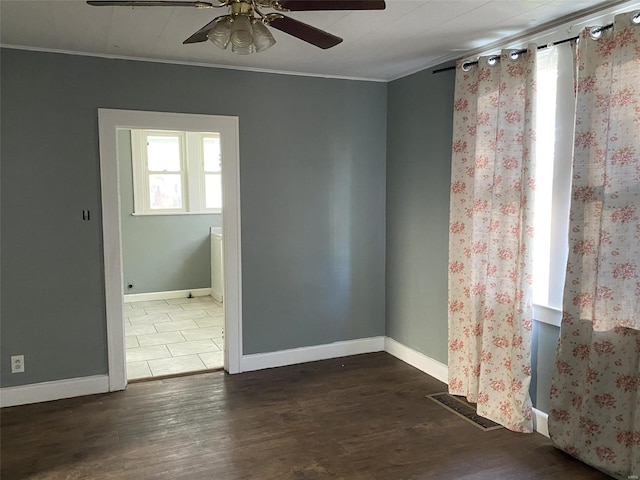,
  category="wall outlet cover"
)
[11,355,25,374]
